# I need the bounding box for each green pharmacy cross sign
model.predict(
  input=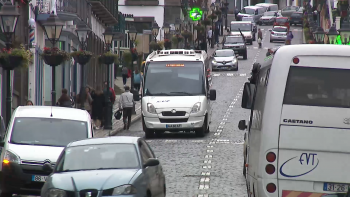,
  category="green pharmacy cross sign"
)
[335,35,350,45]
[189,8,203,21]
